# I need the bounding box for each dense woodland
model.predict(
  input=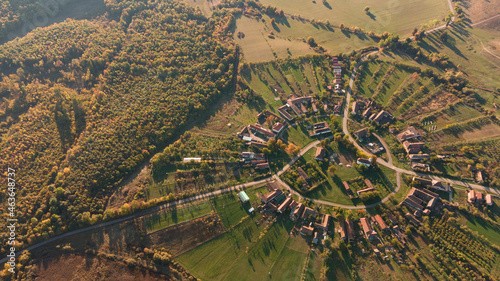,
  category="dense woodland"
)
[0,0,237,254]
